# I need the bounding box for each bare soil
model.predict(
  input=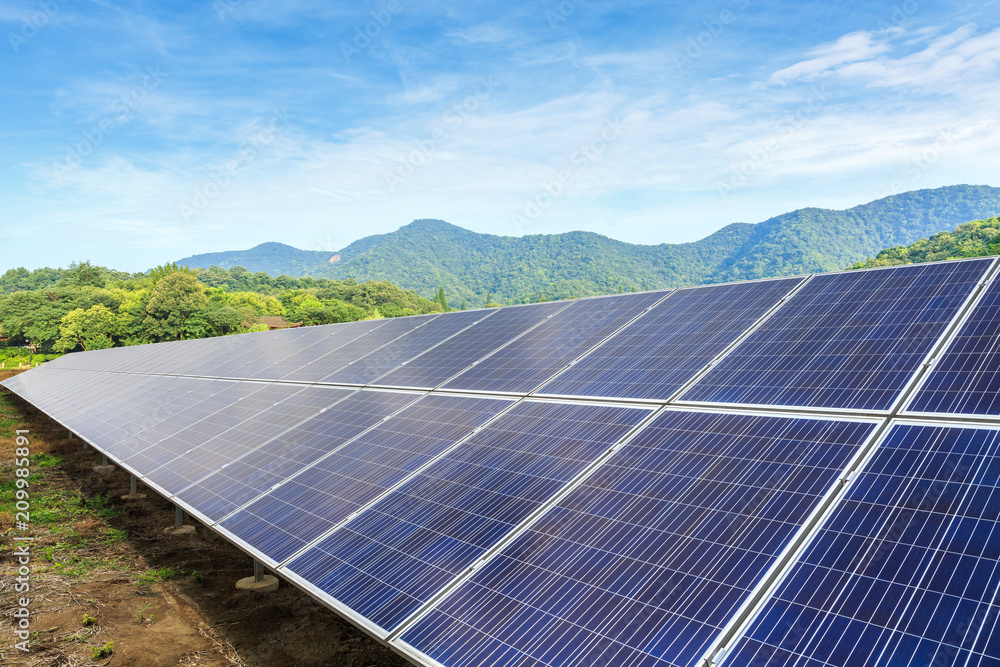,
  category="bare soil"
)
[0,371,408,667]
